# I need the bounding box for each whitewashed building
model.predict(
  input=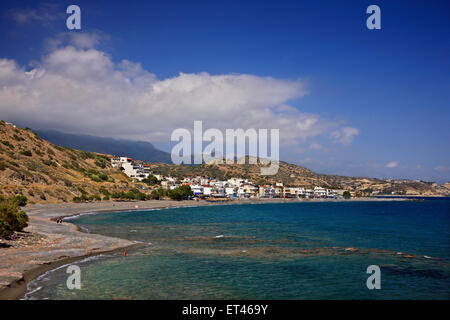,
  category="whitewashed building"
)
[121,162,151,181]
[225,187,237,198]
[190,184,204,196]
[314,187,327,198]
[111,156,132,168]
